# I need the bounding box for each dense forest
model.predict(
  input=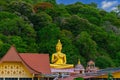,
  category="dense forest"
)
[0,0,120,69]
